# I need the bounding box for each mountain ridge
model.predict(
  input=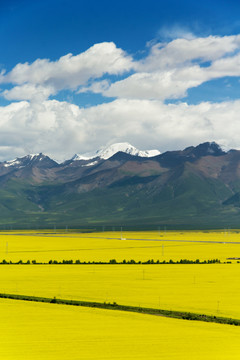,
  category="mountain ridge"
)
[0,141,239,228]
[0,141,225,169]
